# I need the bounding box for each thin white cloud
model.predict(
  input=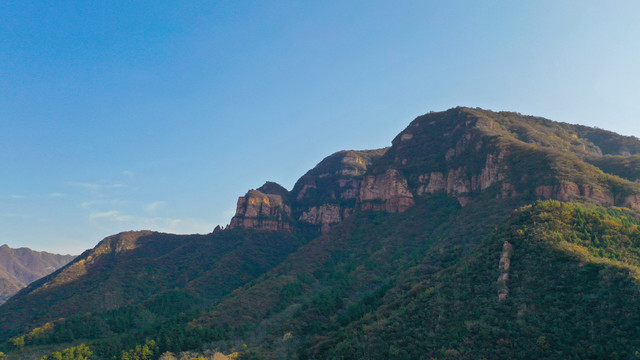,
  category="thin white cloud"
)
[144,201,167,215]
[89,210,134,222]
[11,194,25,199]
[48,192,65,198]
[122,170,134,178]
[137,216,214,235]
[69,182,103,191]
